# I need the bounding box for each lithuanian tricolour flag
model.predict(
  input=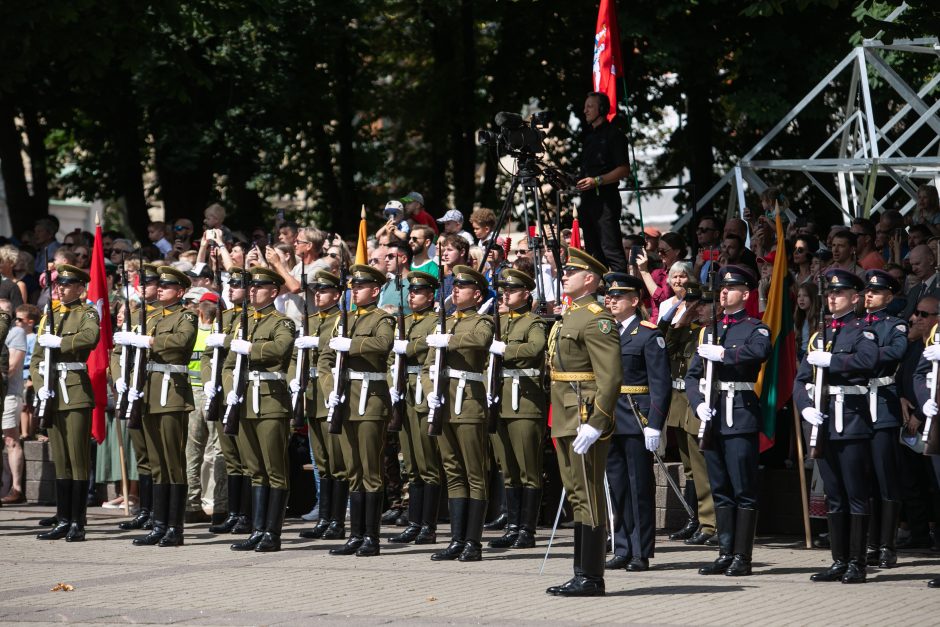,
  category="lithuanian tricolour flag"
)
[753,209,797,452]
